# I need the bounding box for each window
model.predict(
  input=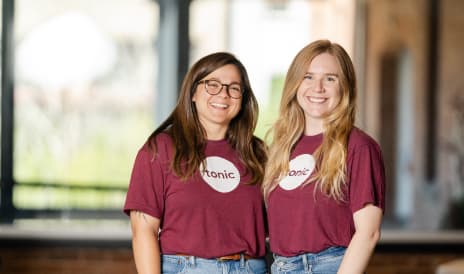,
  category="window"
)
[190,0,356,138]
[10,0,158,219]
[2,0,357,223]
